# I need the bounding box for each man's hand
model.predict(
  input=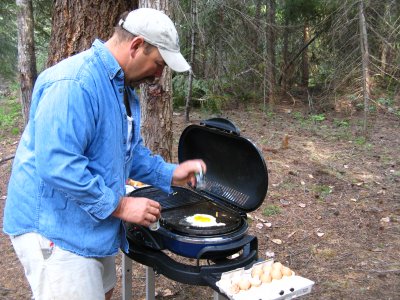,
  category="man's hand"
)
[112,196,161,226]
[172,159,206,186]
